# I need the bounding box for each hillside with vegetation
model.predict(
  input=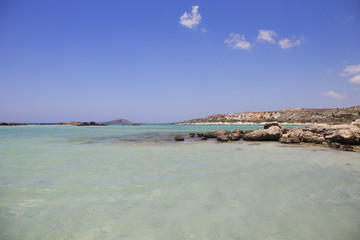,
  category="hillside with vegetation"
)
[181,106,360,124]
